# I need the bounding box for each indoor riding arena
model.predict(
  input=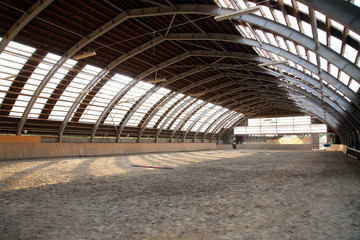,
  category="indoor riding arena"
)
[0,0,360,239]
